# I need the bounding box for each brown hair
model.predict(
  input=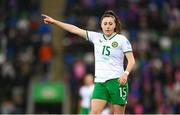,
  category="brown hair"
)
[100,10,122,34]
